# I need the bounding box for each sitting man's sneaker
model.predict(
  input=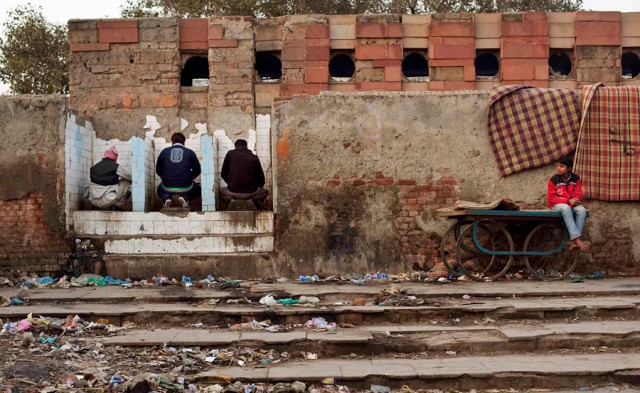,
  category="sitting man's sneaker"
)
[178,196,189,208]
[163,199,172,208]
